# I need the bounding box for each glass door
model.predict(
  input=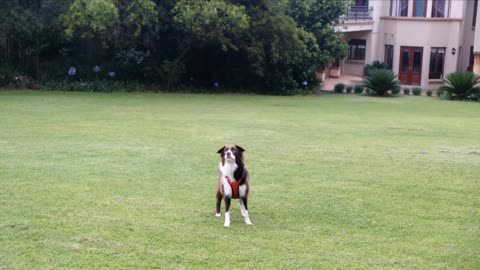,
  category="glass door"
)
[399,46,423,85]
